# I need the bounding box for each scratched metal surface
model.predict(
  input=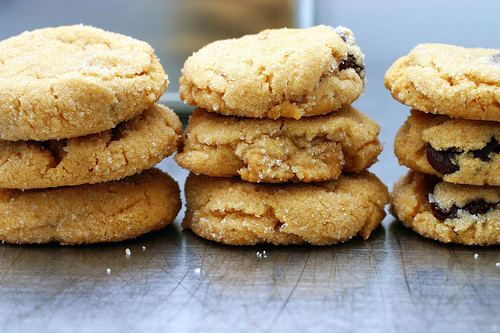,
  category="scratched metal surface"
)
[0,155,499,333]
[1,1,500,332]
